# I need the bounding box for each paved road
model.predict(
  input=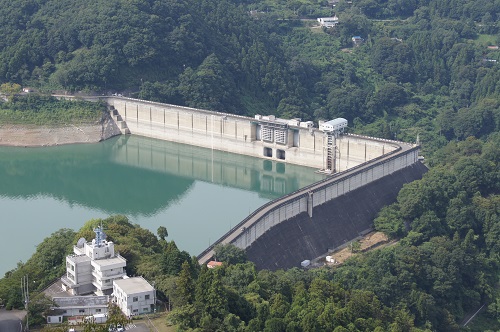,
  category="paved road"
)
[0,309,25,332]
